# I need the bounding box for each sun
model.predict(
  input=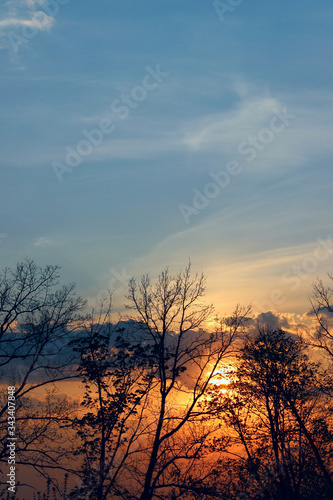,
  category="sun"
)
[209,366,234,393]
[204,315,221,331]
